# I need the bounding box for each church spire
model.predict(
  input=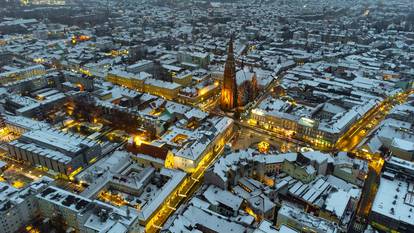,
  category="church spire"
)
[228,36,234,55]
[220,37,238,111]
